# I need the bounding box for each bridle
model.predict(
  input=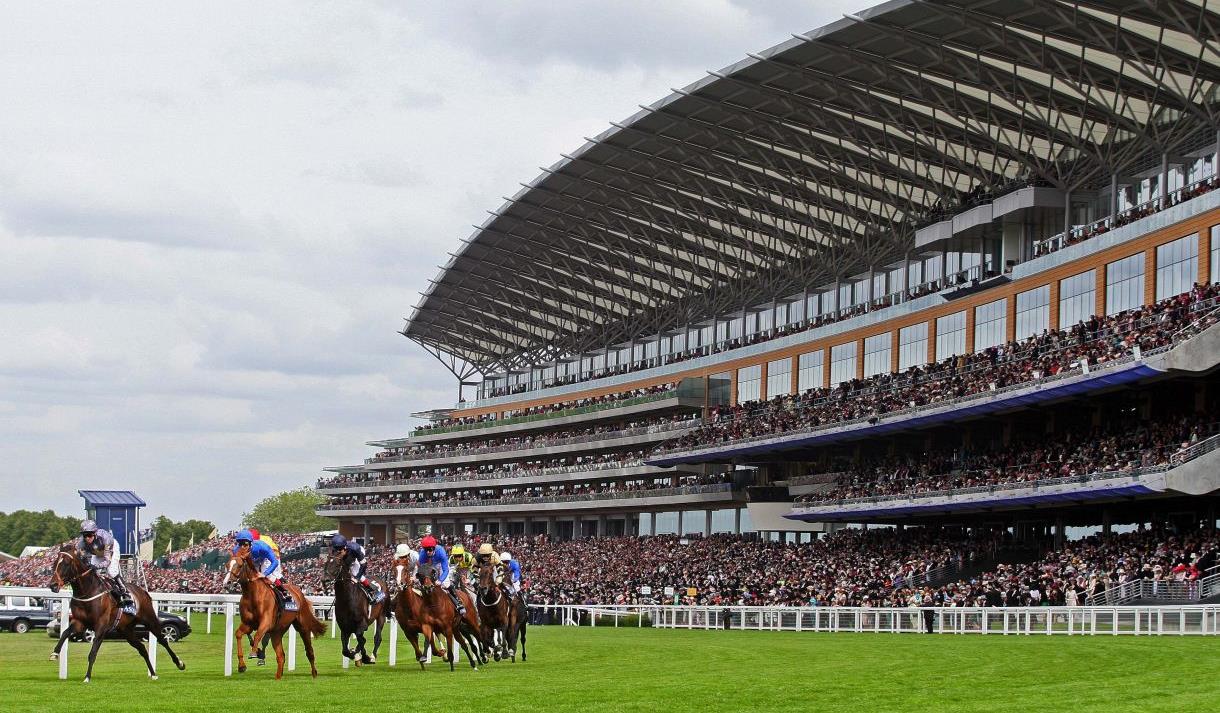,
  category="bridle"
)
[477,564,503,607]
[52,551,96,592]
